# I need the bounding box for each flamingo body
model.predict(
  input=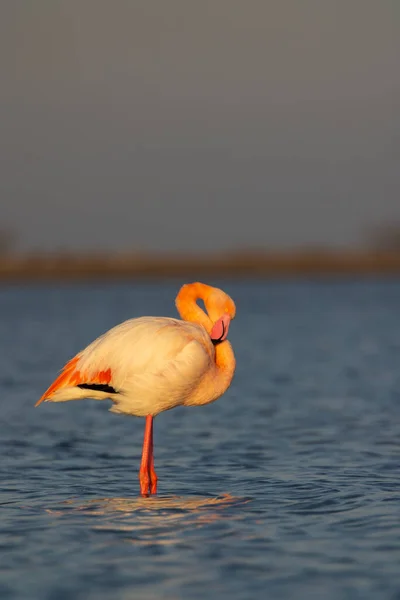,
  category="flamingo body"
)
[36,282,236,496]
[40,317,222,417]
